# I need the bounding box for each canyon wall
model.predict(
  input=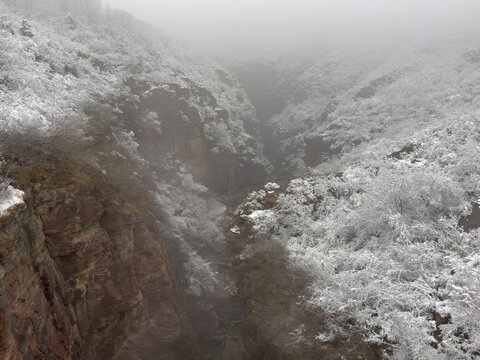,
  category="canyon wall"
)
[0,168,201,359]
